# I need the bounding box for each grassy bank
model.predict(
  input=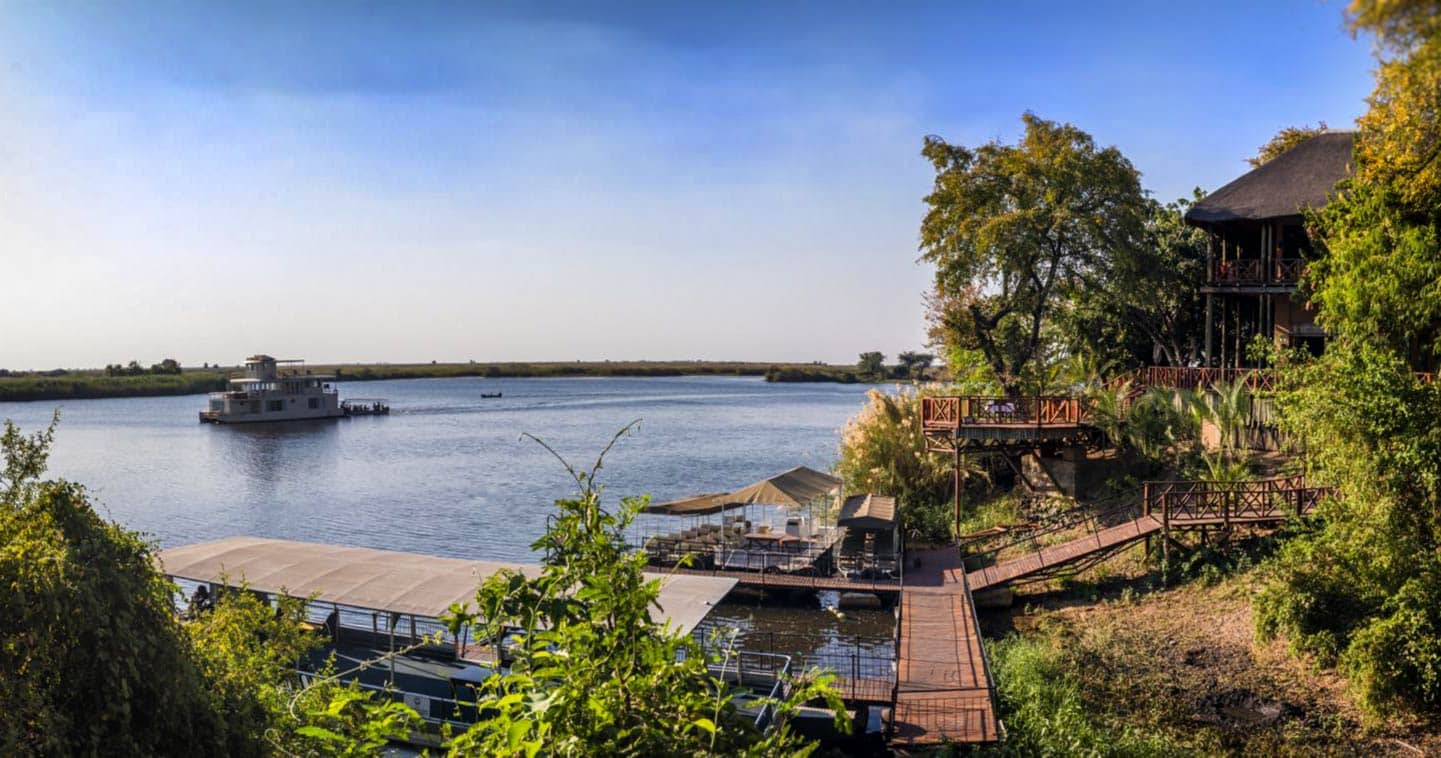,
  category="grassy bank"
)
[979,542,1440,756]
[0,361,861,403]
